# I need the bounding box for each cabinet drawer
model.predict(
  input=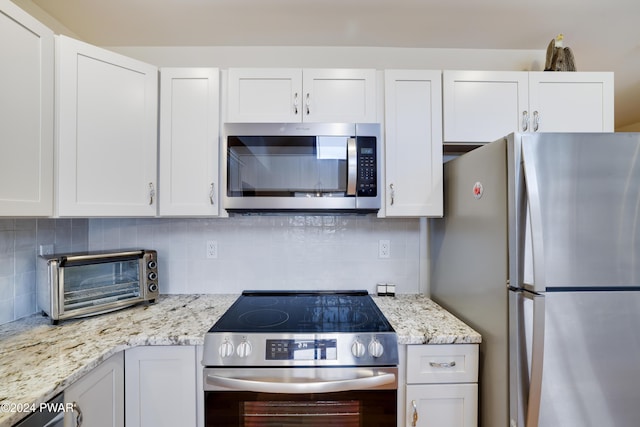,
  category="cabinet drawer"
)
[406,344,478,384]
